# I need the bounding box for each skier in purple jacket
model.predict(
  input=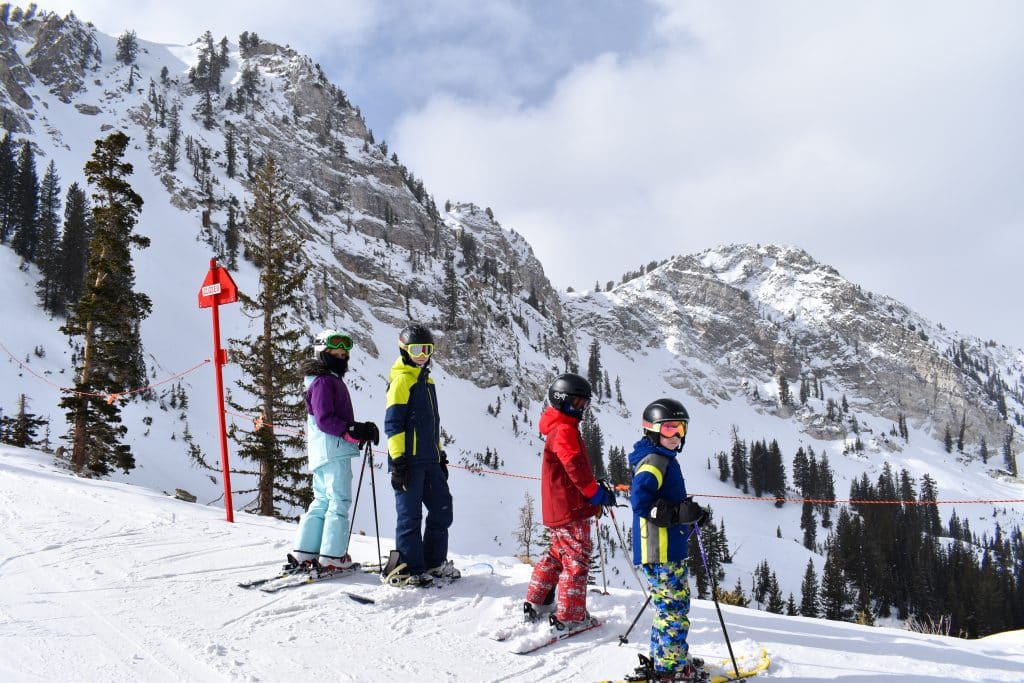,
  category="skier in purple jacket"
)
[290,330,379,571]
